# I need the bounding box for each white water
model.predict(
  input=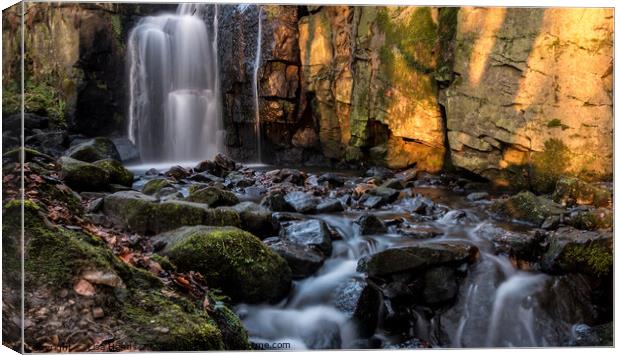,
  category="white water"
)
[252,6,263,162]
[127,4,224,163]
